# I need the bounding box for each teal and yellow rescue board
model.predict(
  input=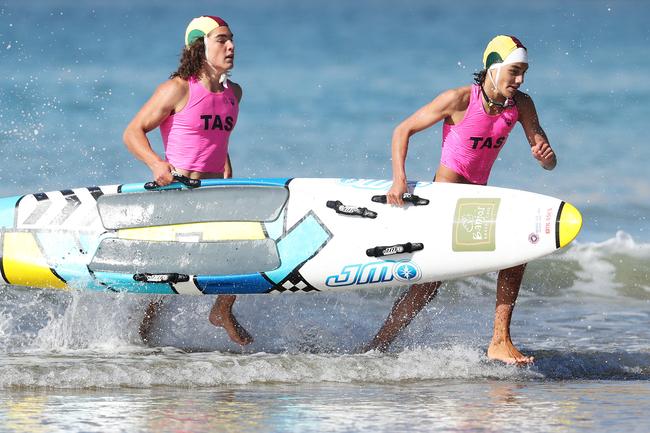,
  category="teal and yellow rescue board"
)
[0,178,582,295]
